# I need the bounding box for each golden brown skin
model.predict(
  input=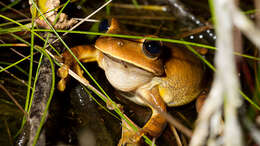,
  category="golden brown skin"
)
[57,18,205,145]
[57,45,97,91]
[158,43,204,106]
